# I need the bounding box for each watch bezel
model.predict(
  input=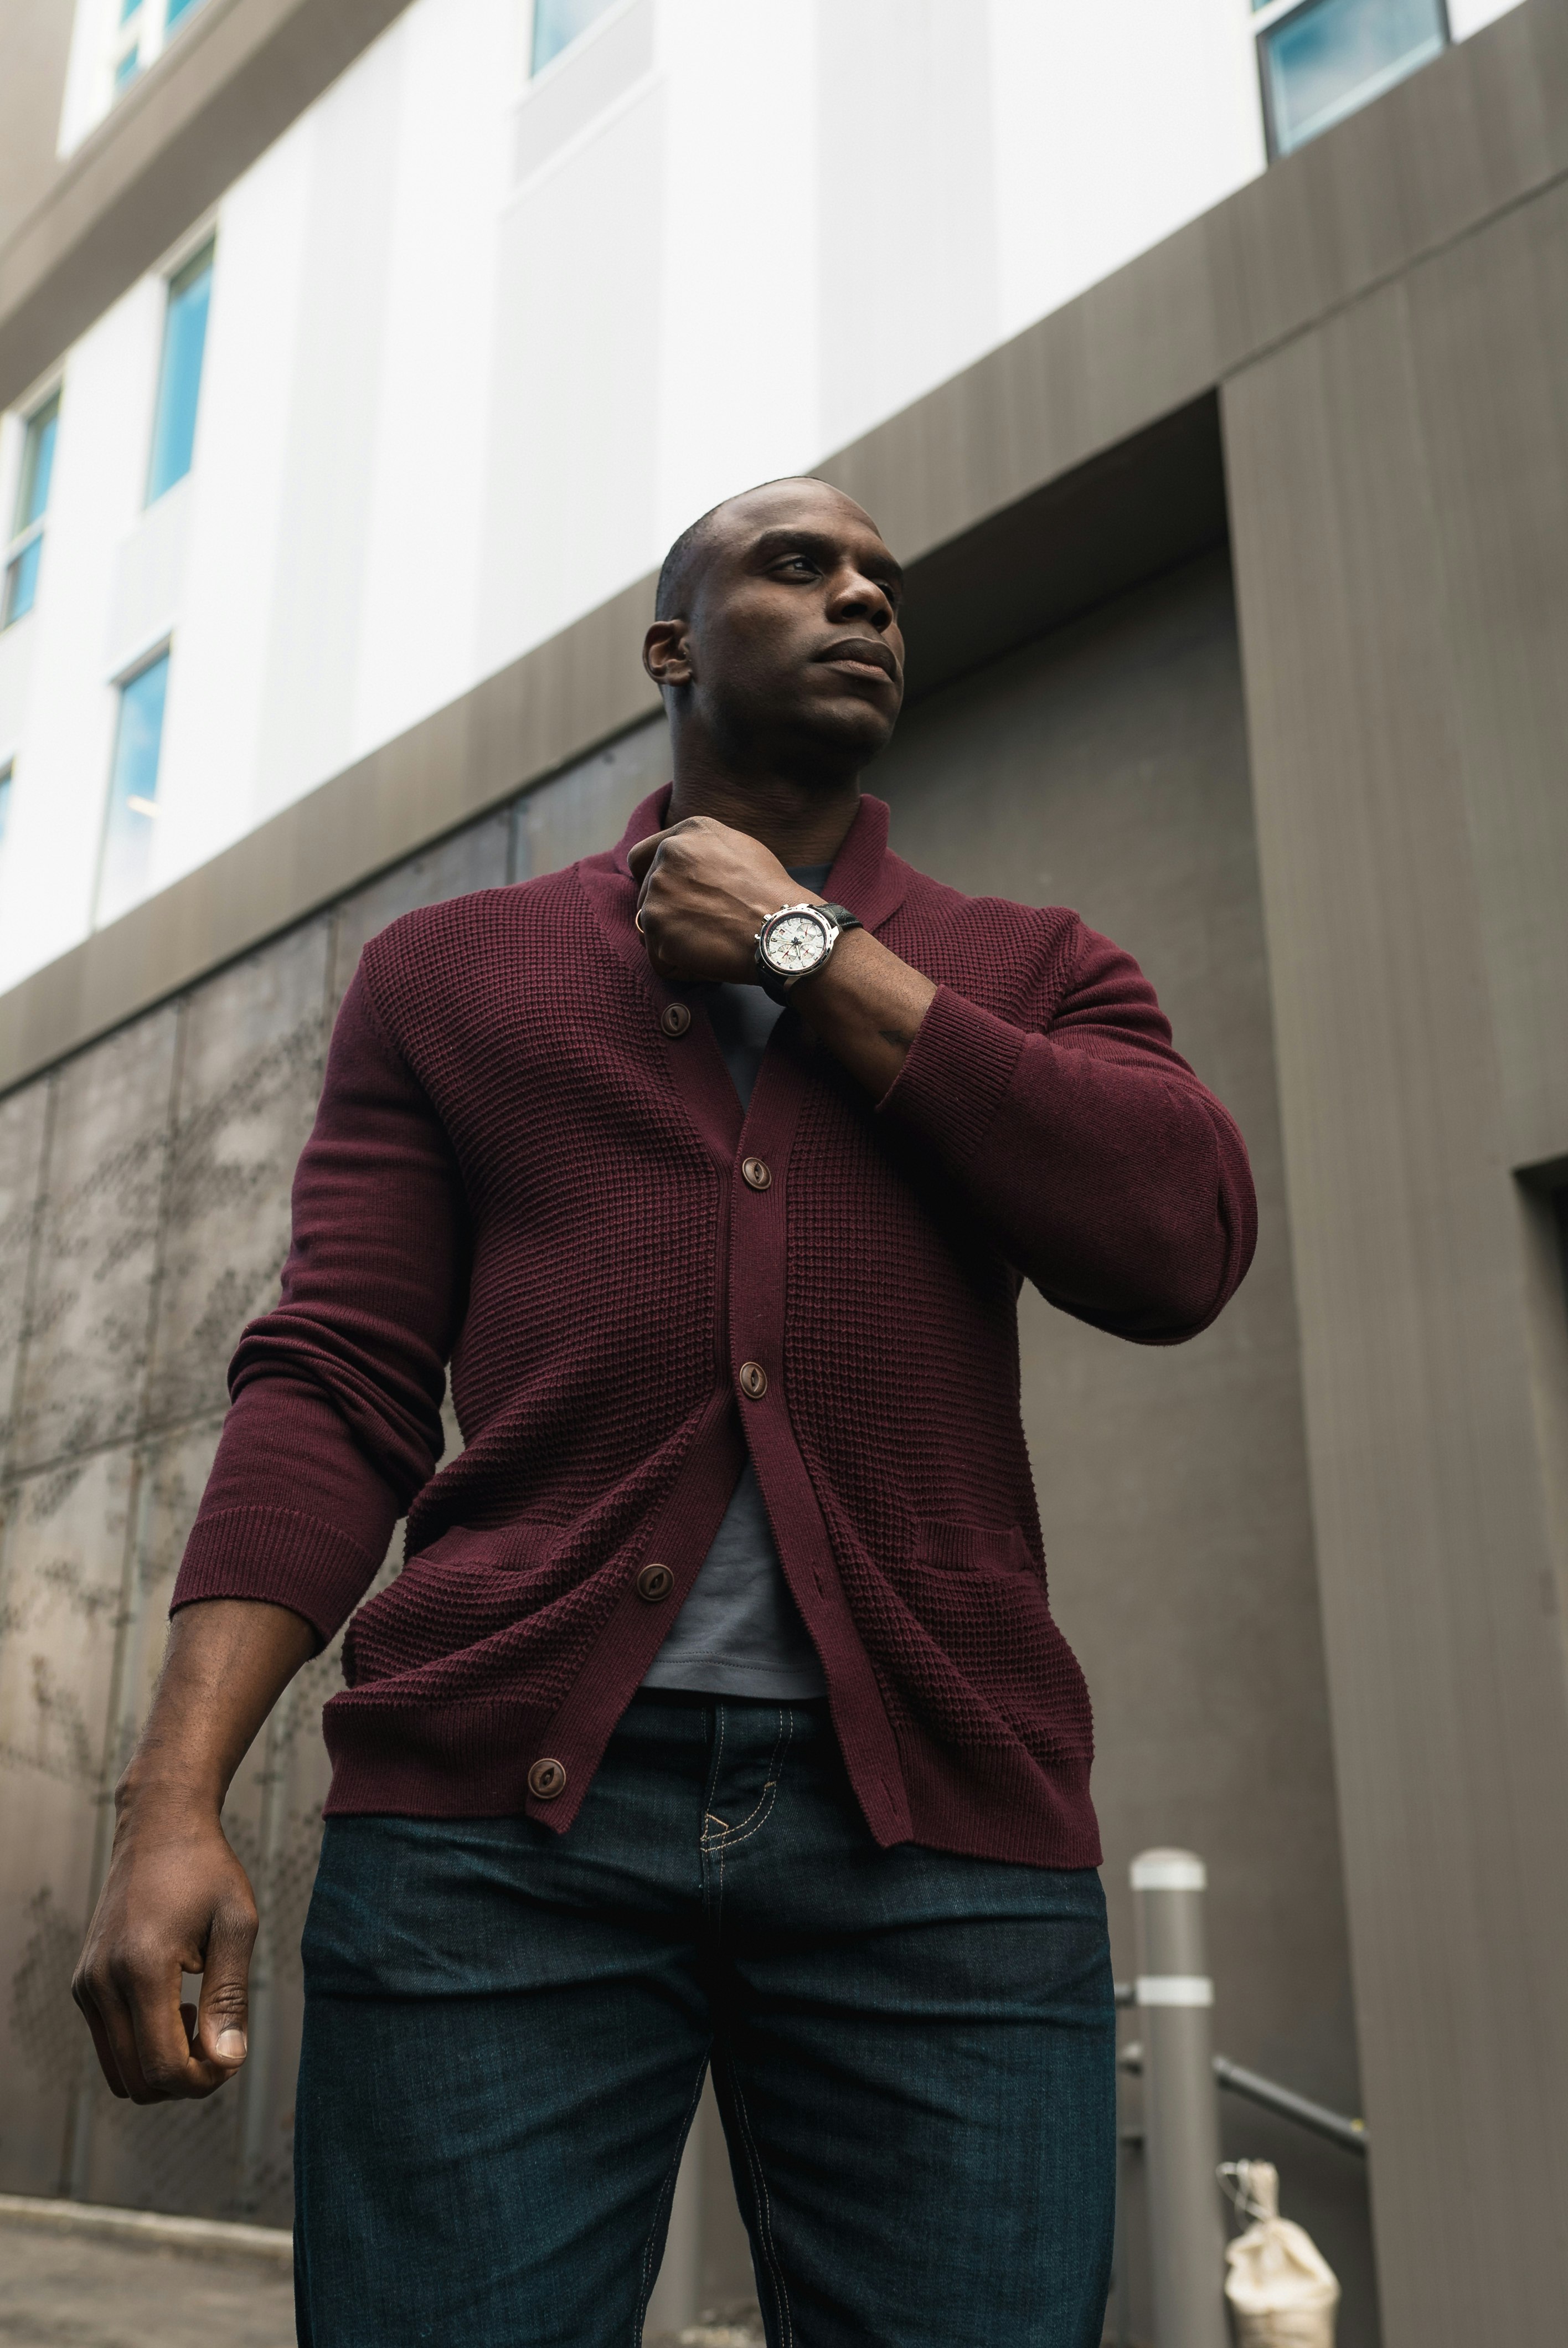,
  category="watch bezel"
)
[756,902,838,982]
